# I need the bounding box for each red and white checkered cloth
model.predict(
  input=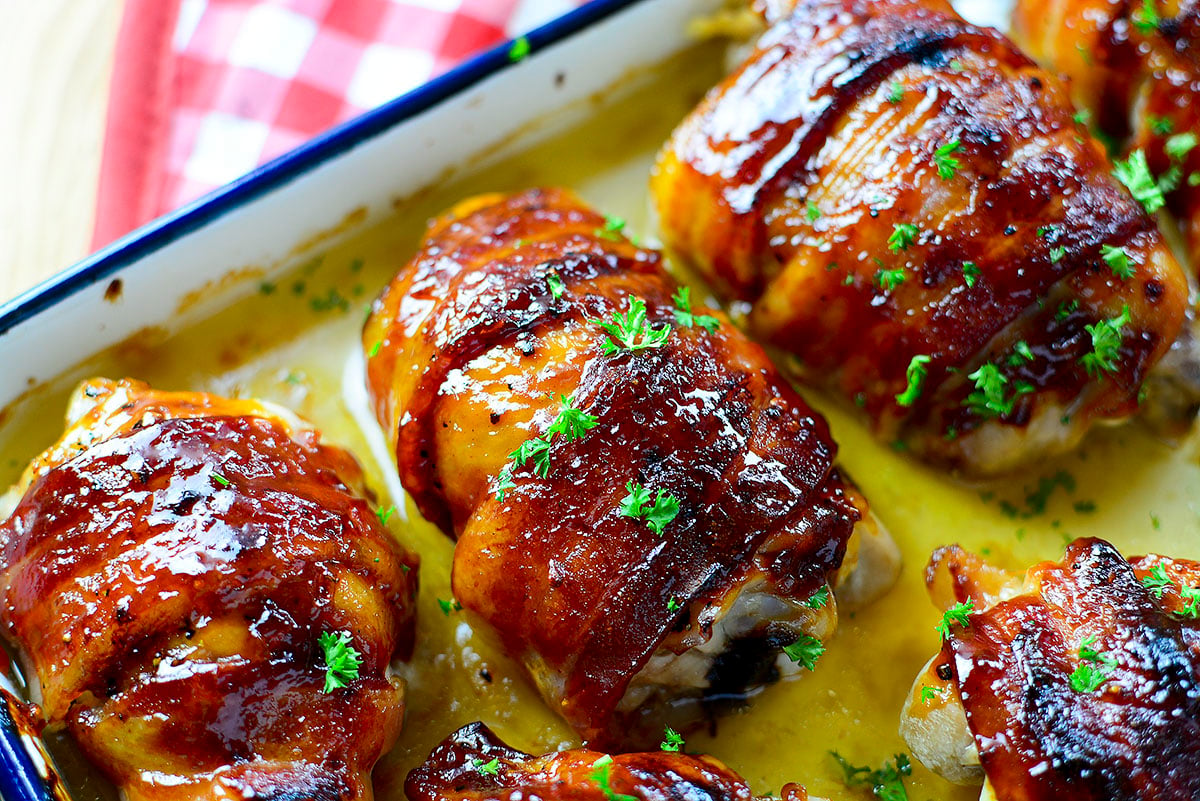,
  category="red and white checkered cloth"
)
[93,0,585,248]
